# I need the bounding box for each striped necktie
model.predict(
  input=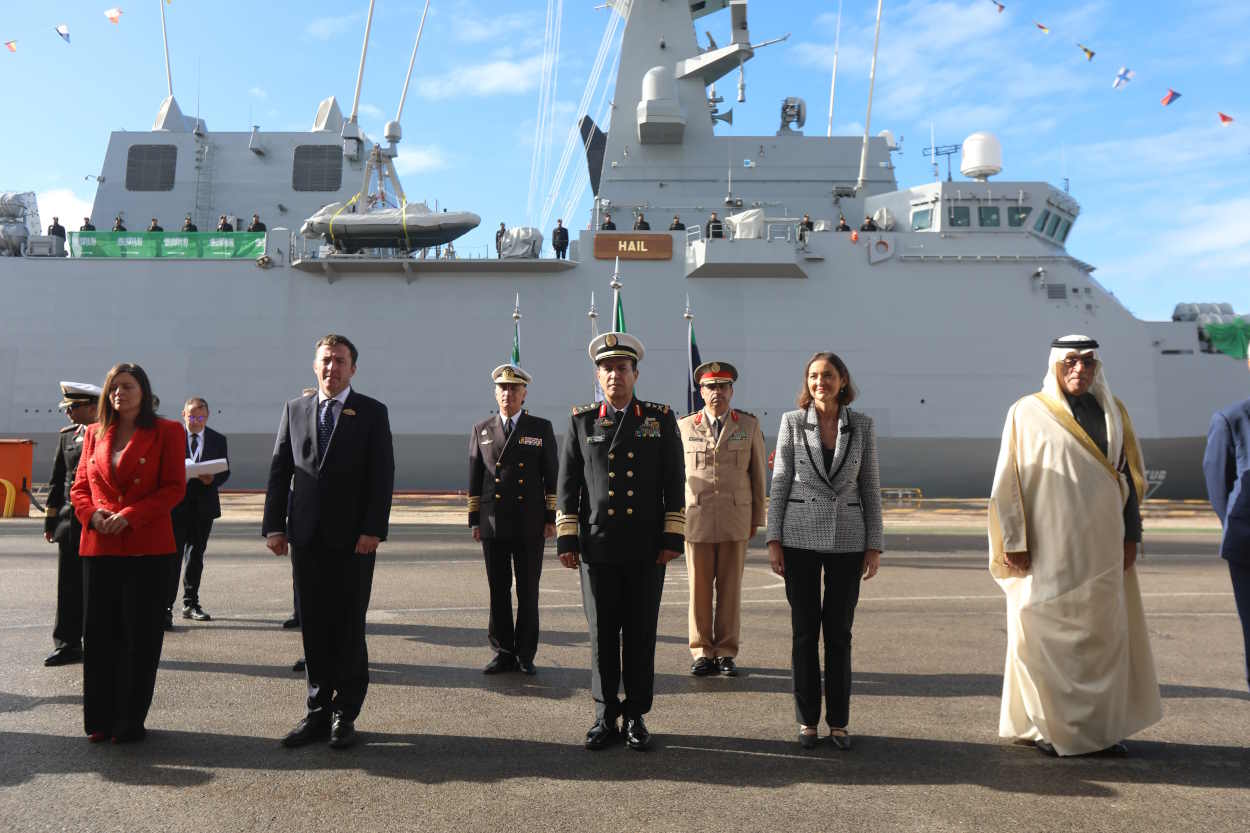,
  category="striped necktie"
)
[318,400,337,459]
